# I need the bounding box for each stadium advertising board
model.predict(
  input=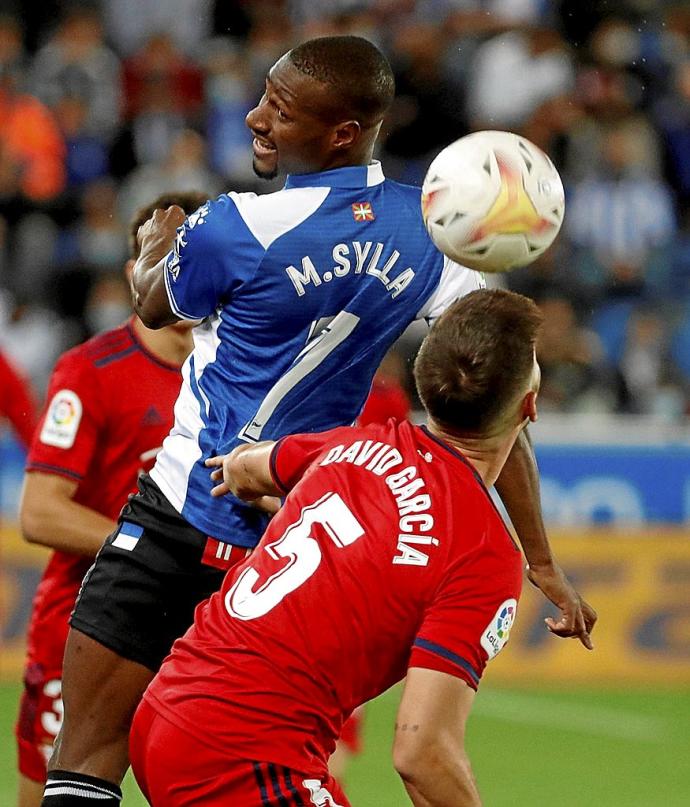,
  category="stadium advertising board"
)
[536,445,690,525]
[487,532,690,686]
